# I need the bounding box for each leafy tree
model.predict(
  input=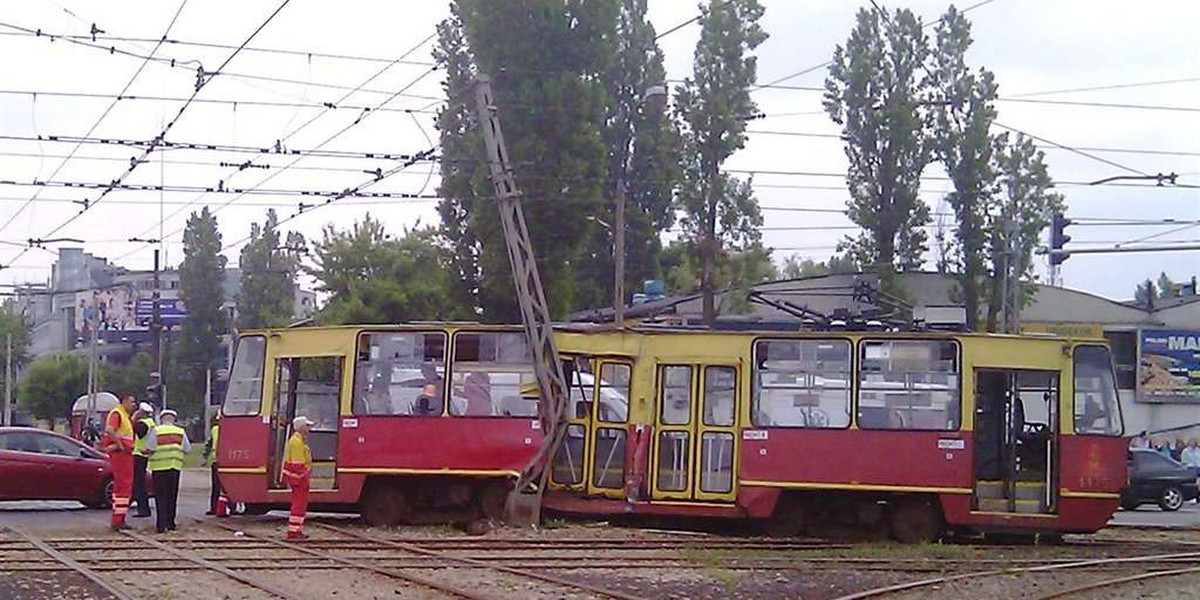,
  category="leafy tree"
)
[985,133,1064,332]
[778,254,861,279]
[434,3,486,313]
[0,304,31,397]
[928,6,999,330]
[575,0,681,311]
[18,354,90,421]
[236,209,303,329]
[824,6,932,273]
[663,240,776,314]
[450,0,619,319]
[1157,272,1177,298]
[172,207,227,420]
[674,0,768,324]
[111,353,155,399]
[309,215,473,324]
